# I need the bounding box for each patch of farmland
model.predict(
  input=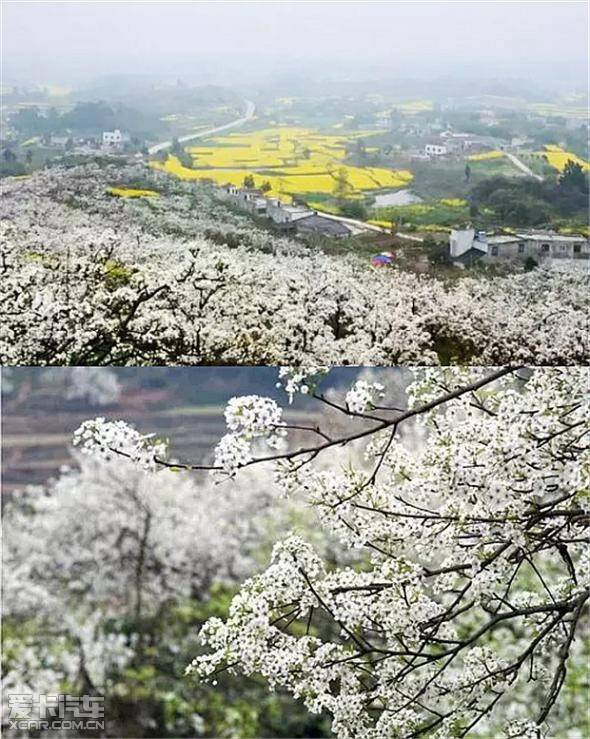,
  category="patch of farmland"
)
[151,126,413,204]
[534,144,590,172]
